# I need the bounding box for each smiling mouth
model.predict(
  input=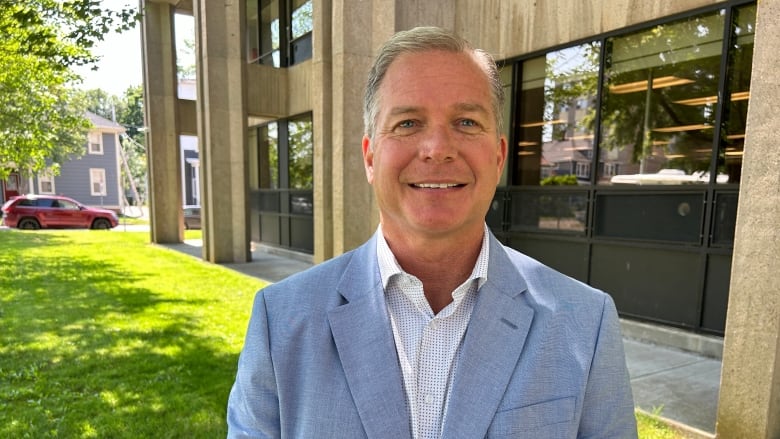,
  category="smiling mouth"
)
[411,183,464,189]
